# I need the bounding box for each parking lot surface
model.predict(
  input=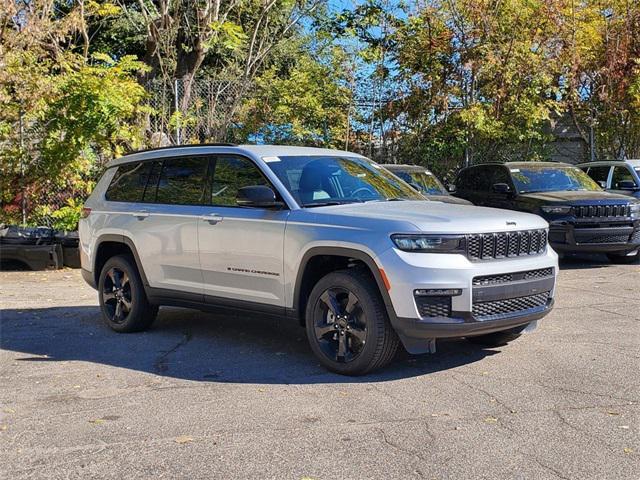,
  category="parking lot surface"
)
[1,256,639,479]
